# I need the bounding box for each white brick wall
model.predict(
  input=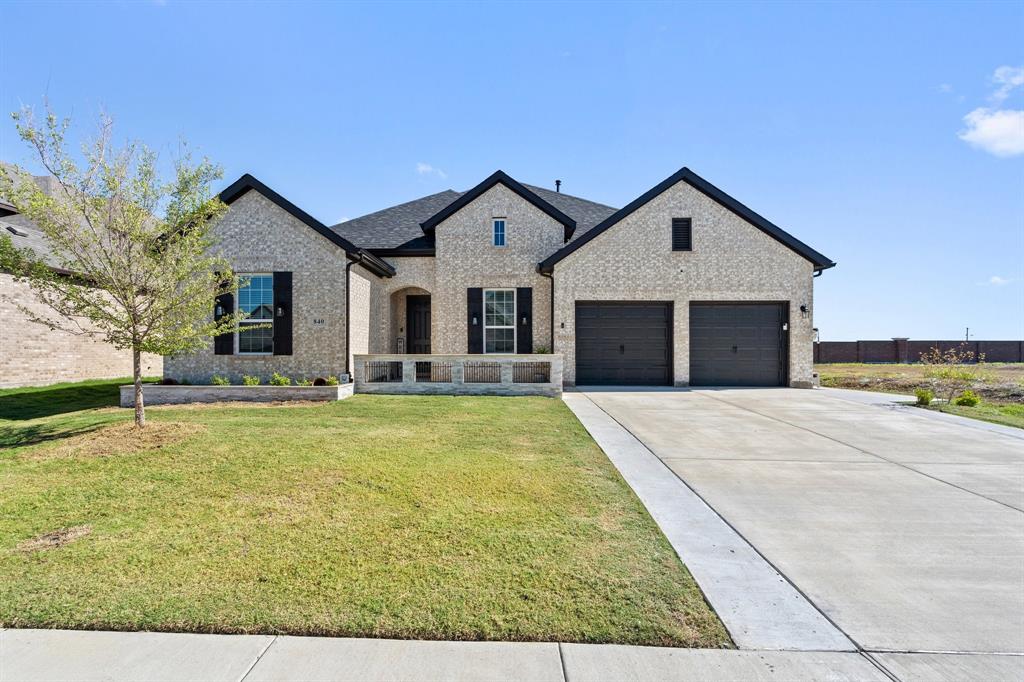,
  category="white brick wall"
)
[432,184,559,353]
[551,180,816,386]
[164,190,350,384]
[166,179,818,388]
